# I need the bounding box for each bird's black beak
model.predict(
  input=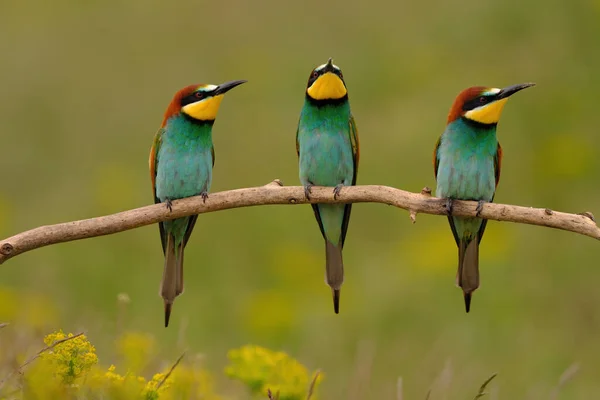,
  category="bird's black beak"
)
[497,82,536,100]
[213,80,247,95]
[323,57,335,73]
